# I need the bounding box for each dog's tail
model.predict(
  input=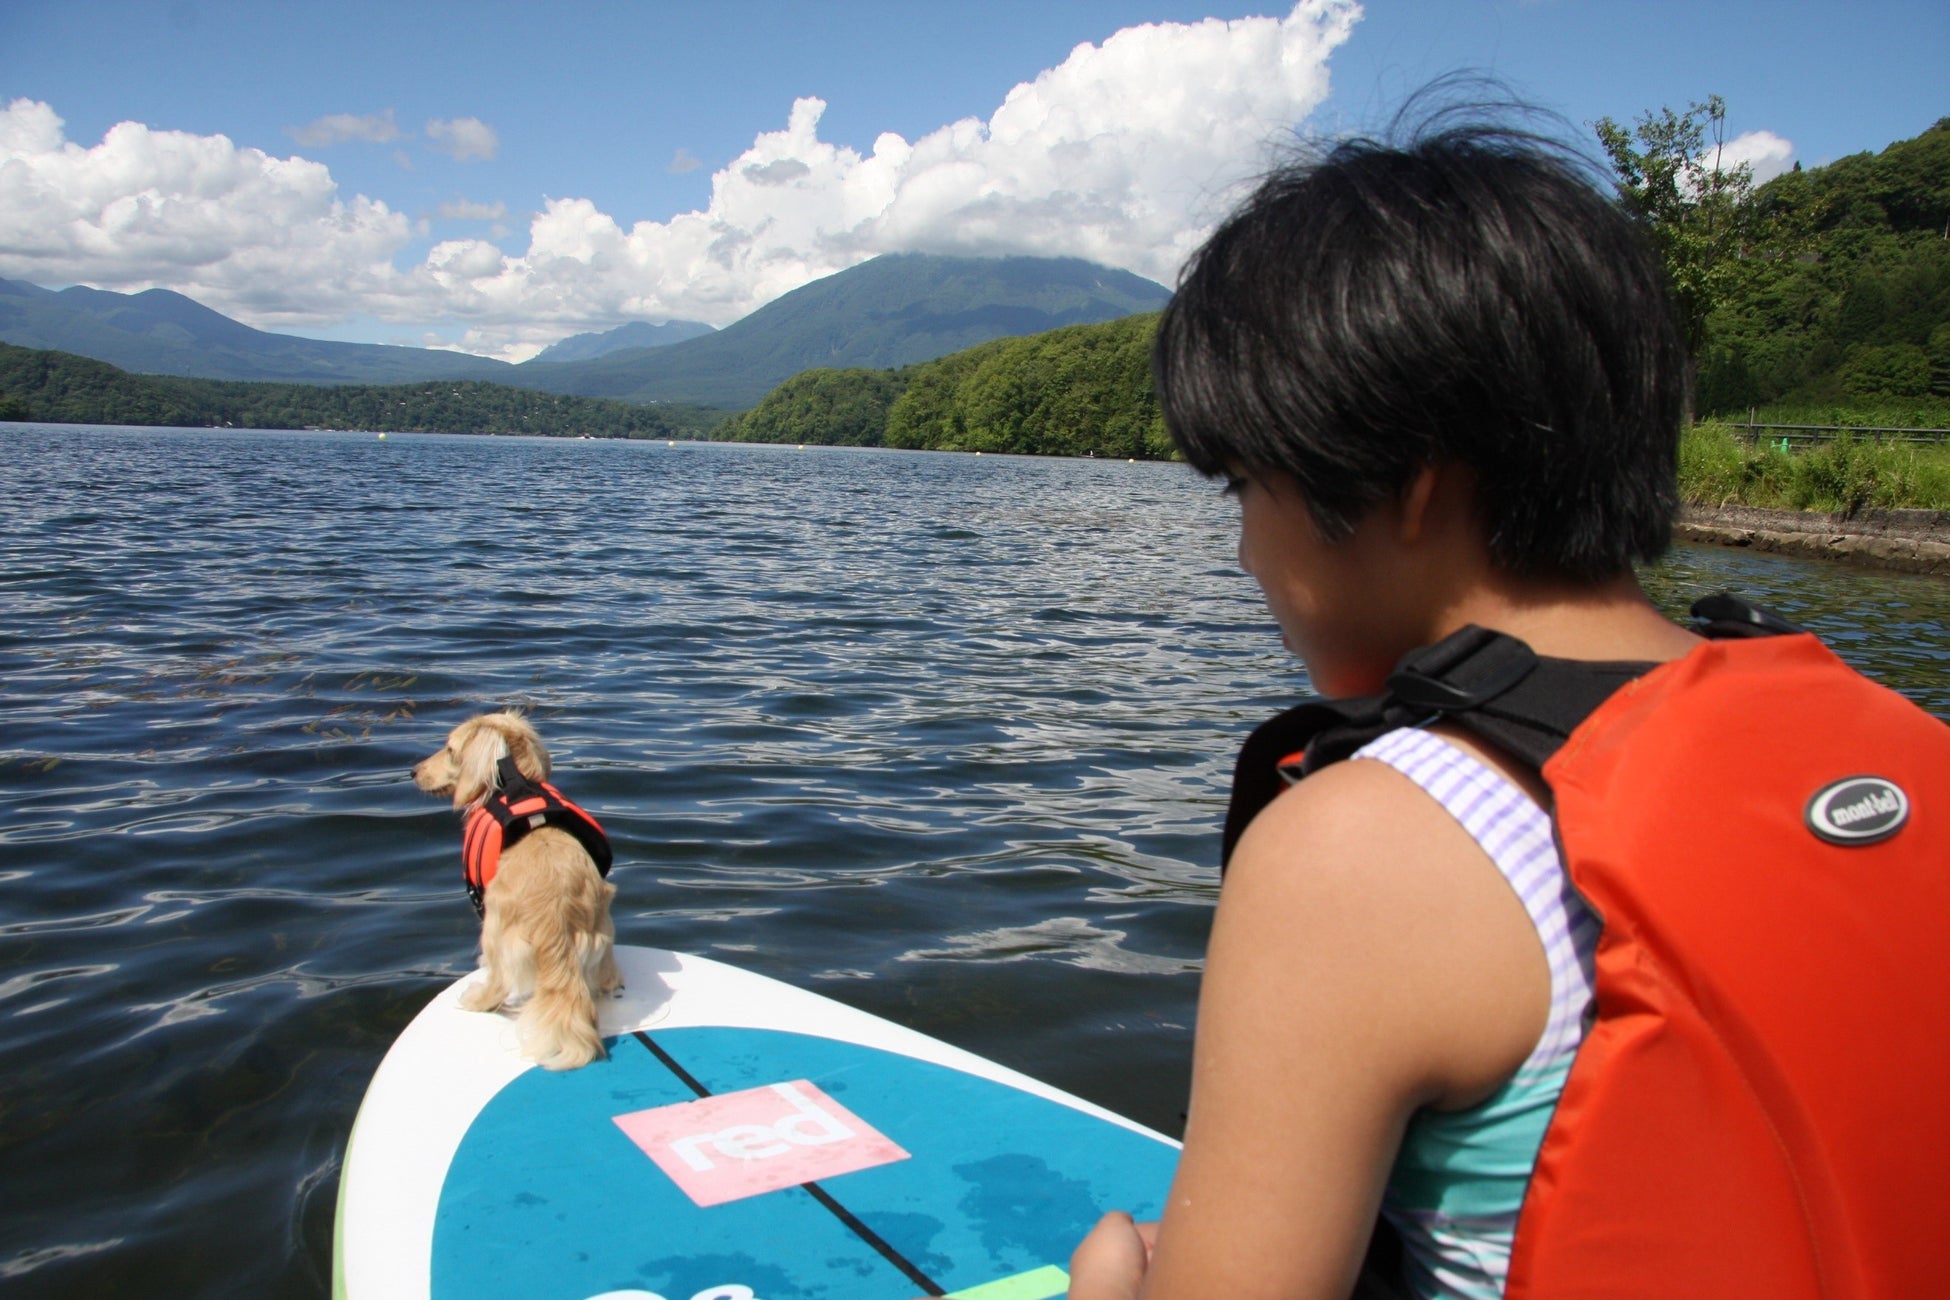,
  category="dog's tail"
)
[515,889,614,1072]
